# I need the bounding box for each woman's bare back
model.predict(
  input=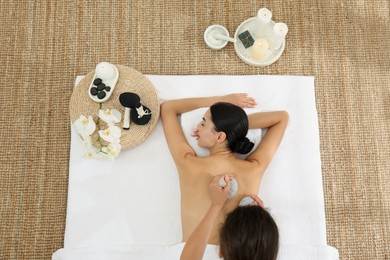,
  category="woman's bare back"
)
[160,95,288,245]
[178,153,263,244]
